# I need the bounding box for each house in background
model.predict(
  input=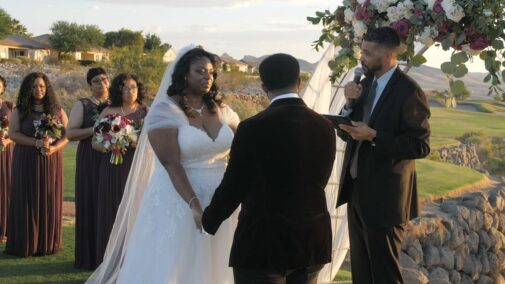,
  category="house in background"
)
[220,53,252,73]
[32,34,110,63]
[163,47,176,63]
[0,35,52,62]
